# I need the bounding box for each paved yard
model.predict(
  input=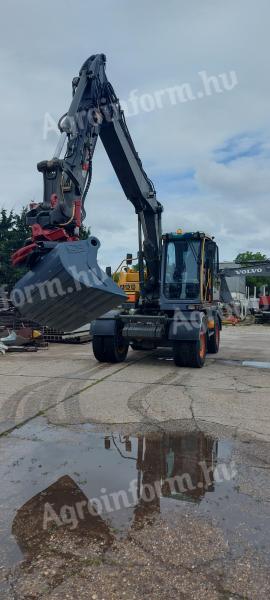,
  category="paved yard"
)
[0,325,270,599]
[0,325,269,440]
